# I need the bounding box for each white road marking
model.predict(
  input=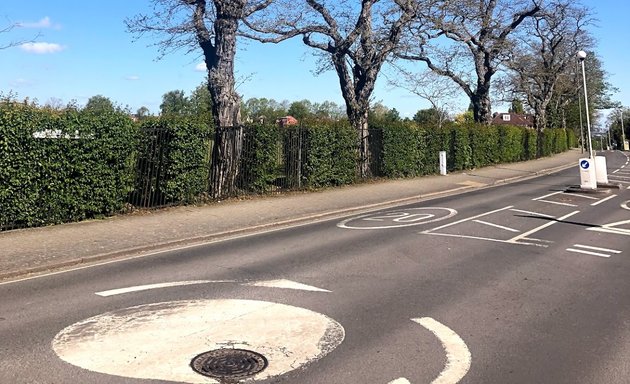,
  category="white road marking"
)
[613,169,620,174]
[388,379,411,384]
[338,208,458,230]
[509,209,555,218]
[566,248,611,258]
[53,299,345,383]
[95,280,226,297]
[532,191,563,201]
[573,244,622,253]
[424,206,513,233]
[413,317,471,384]
[508,210,580,244]
[567,193,599,200]
[587,219,630,236]
[421,232,546,247]
[622,201,630,211]
[472,220,520,232]
[535,199,578,207]
[96,279,331,297]
[591,195,617,206]
[245,279,331,292]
